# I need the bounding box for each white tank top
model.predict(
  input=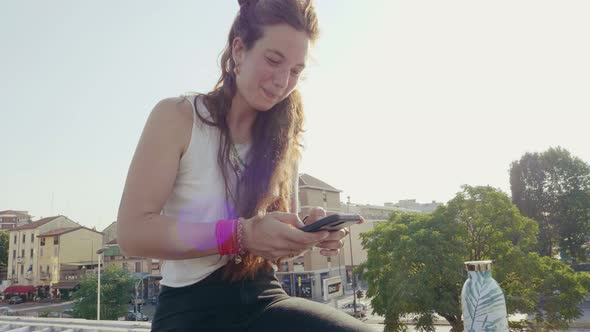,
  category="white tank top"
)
[159,93,252,287]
